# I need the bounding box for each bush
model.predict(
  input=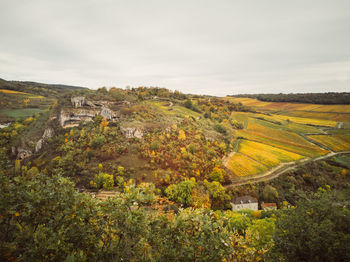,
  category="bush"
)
[90,135,106,149]
[214,124,227,135]
[91,172,114,190]
[208,166,225,183]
